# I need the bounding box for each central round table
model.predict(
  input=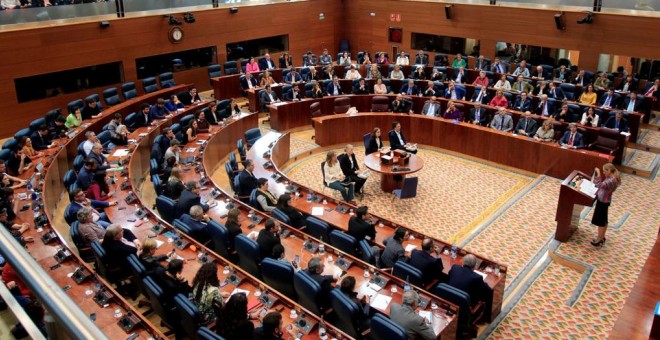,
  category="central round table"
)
[363,151,424,192]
